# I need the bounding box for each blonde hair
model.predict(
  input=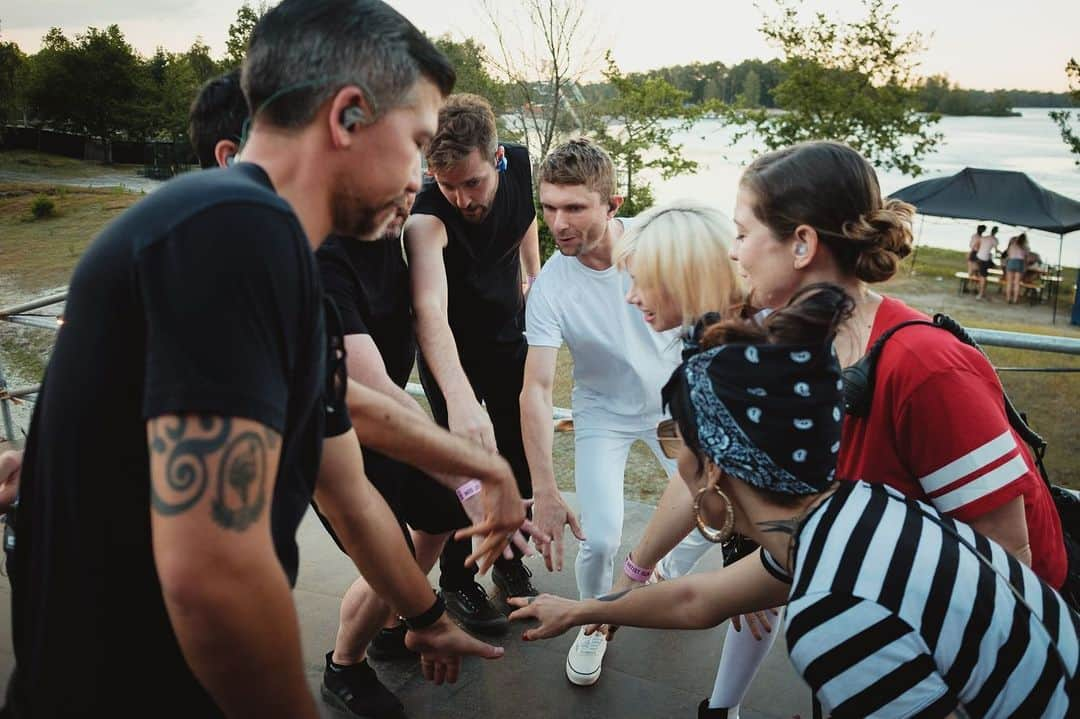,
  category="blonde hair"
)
[614,202,744,327]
